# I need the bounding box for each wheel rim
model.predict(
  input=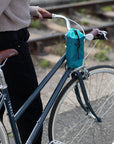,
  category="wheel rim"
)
[51,68,114,144]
